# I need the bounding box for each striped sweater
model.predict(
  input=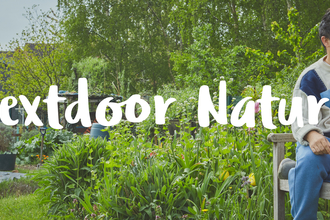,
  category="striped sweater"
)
[292,55,330,145]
